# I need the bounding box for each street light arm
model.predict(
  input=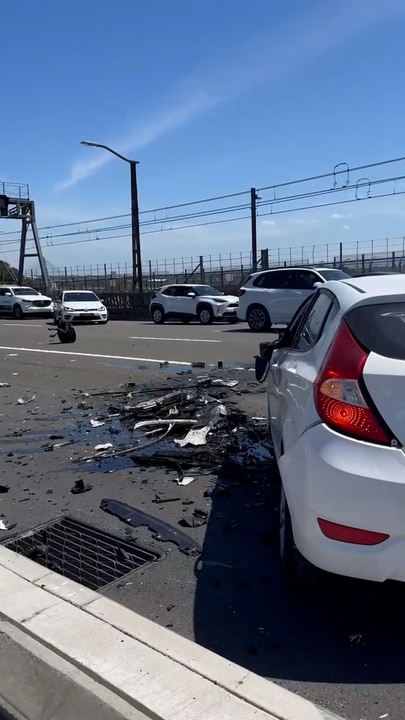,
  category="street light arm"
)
[80,140,138,165]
